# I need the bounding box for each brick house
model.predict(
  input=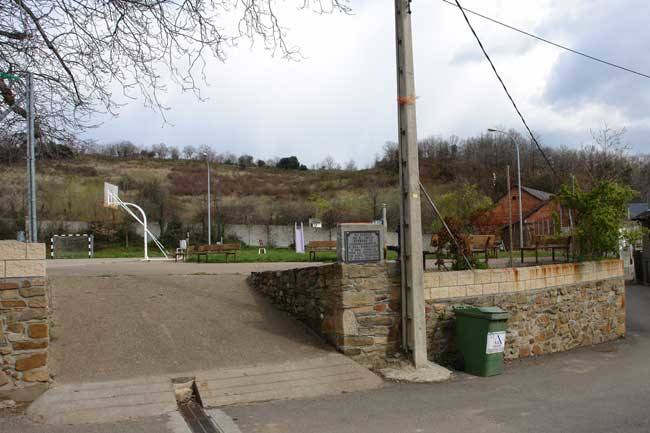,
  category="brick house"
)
[474,185,569,249]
